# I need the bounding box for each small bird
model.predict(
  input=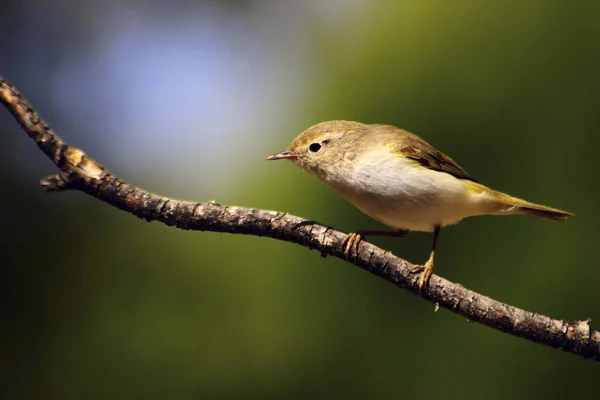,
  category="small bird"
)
[267,121,574,291]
